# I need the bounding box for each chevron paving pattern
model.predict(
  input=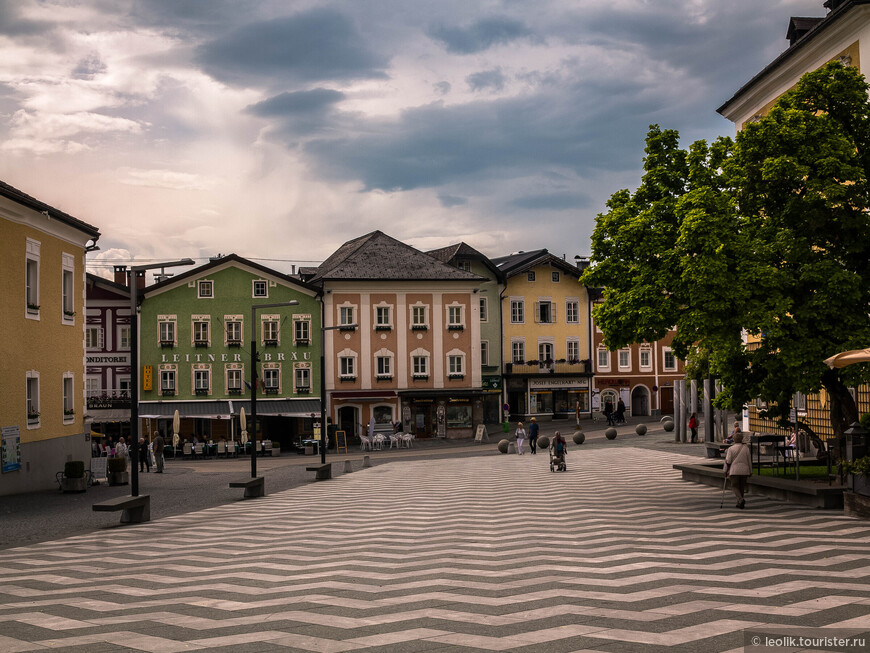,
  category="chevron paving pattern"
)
[1,448,869,652]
